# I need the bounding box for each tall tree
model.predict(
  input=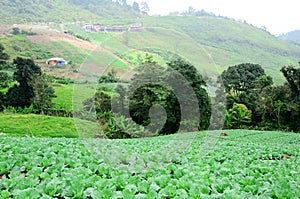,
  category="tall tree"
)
[128,55,181,135]
[279,64,300,131]
[167,58,211,130]
[5,57,55,109]
[132,1,140,12]
[140,1,150,13]
[218,63,267,125]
